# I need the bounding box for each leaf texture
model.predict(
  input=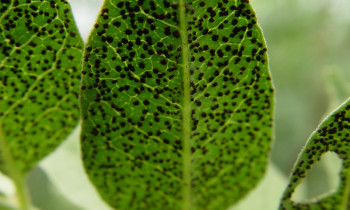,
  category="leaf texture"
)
[80,0,274,209]
[0,0,83,175]
[280,98,350,210]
